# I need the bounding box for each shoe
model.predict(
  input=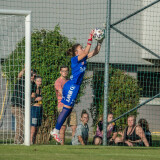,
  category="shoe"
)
[50,130,62,144]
